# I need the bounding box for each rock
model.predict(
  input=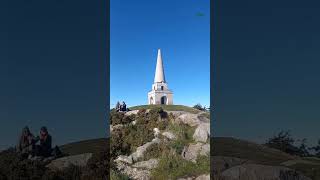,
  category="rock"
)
[125,110,139,116]
[211,156,253,173]
[221,164,312,180]
[193,123,210,143]
[46,153,92,171]
[195,174,210,180]
[116,155,133,164]
[132,159,158,170]
[153,128,160,137]
[162,131,176,140]
[131,138,160,162]
[182,143,209,162]
[117,161,151,180]
[200,143,210,156]
[132,120,137,125]
[176,113,200,127]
